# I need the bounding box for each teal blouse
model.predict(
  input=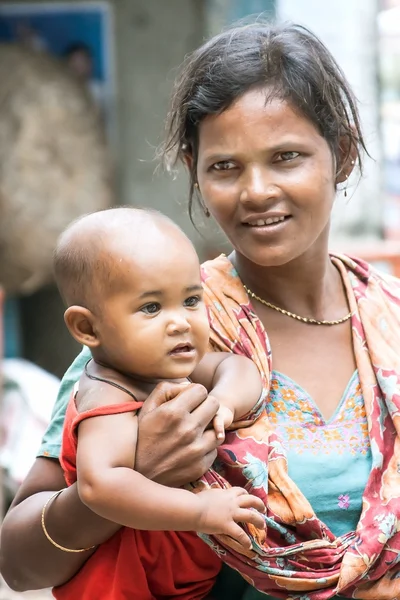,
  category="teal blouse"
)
[221,370,372,600]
